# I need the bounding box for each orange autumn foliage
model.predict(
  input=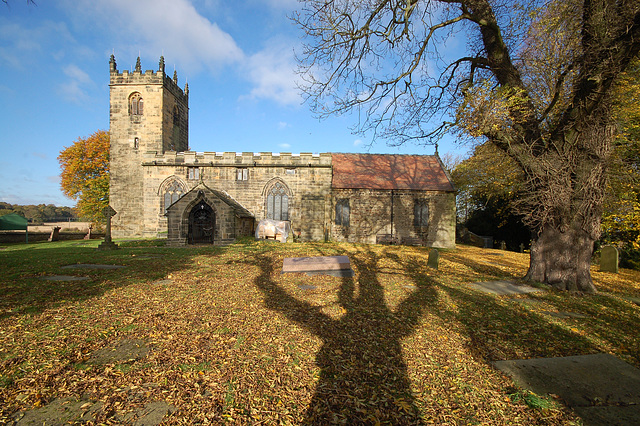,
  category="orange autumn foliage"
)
[58,130,110,226]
